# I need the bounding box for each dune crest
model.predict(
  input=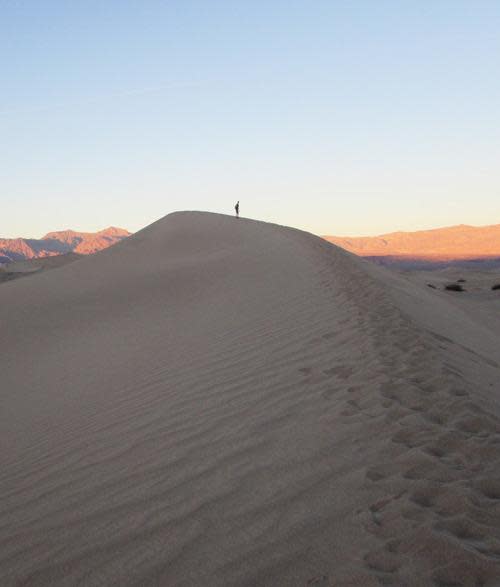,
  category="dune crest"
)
[1,212,500,586]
